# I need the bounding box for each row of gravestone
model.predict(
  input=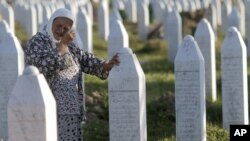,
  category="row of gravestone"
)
[0,0,214,43]
[0,9,148,140]
[175,26,248,141]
